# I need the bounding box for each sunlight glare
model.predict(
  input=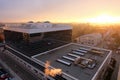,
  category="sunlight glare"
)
[86,14,120,24]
